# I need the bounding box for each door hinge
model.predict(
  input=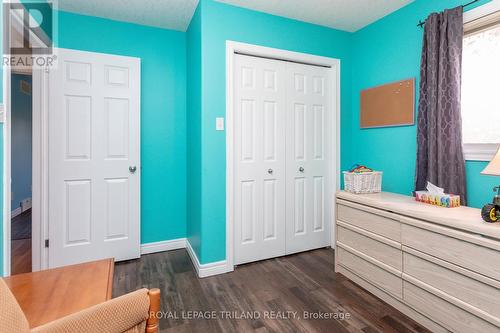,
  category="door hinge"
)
[44,239,49,248]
